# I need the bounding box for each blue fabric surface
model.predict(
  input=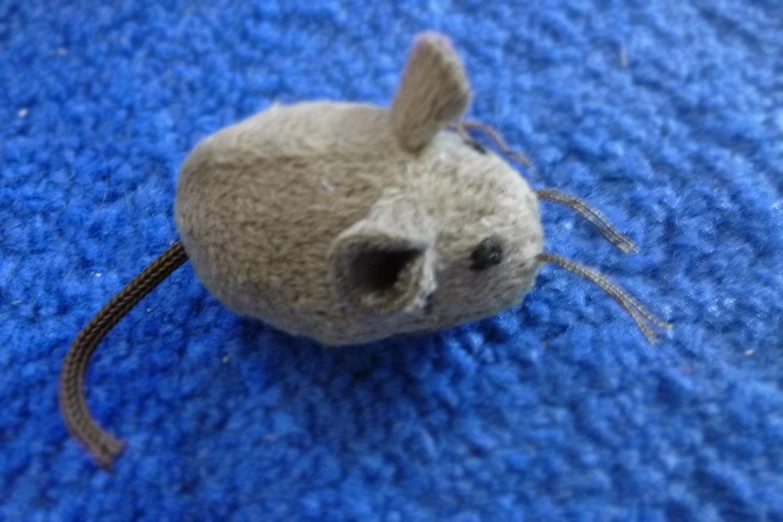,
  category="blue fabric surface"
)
[2,1,783,520]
